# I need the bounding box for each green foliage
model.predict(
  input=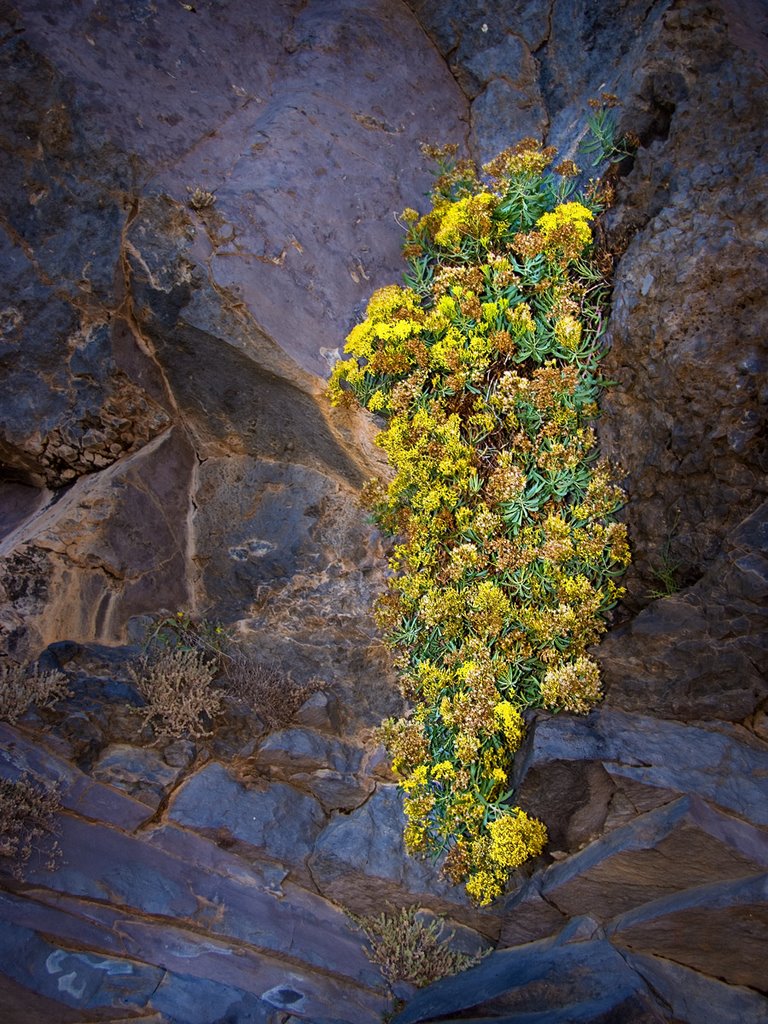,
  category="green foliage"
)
[579,94,639,167]
[351,906,484,987]
[647,510,682,599]
[143,609,233,667]
[328,125,631,906]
